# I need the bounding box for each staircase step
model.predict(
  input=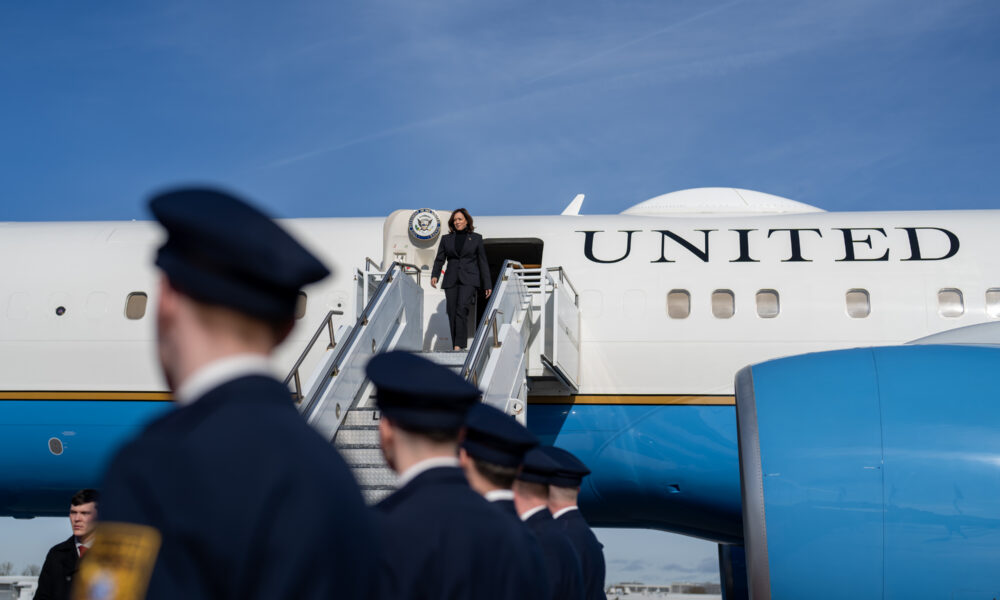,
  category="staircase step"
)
[356,382,378,409]
[340,448,387,467]
[363,487,394,505]
[352,466,399,488]
[342,409,380,429]
[334,428,379,447]
[419,351,468,368]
